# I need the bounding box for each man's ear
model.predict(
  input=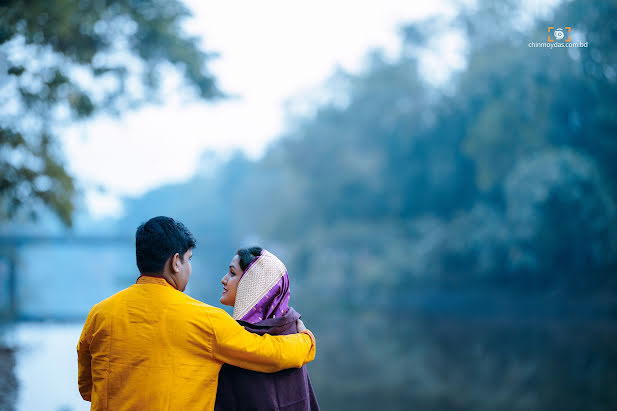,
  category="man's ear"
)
[171,252,181,273]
